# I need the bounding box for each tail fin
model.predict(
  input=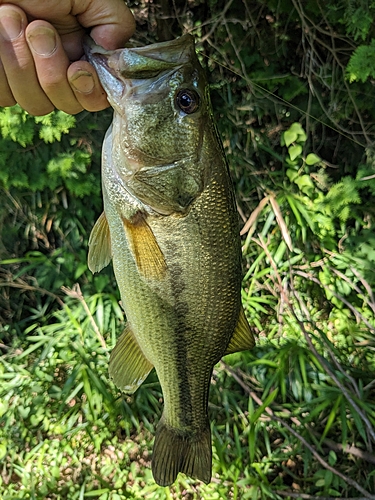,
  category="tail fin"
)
[151,420,212,486]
